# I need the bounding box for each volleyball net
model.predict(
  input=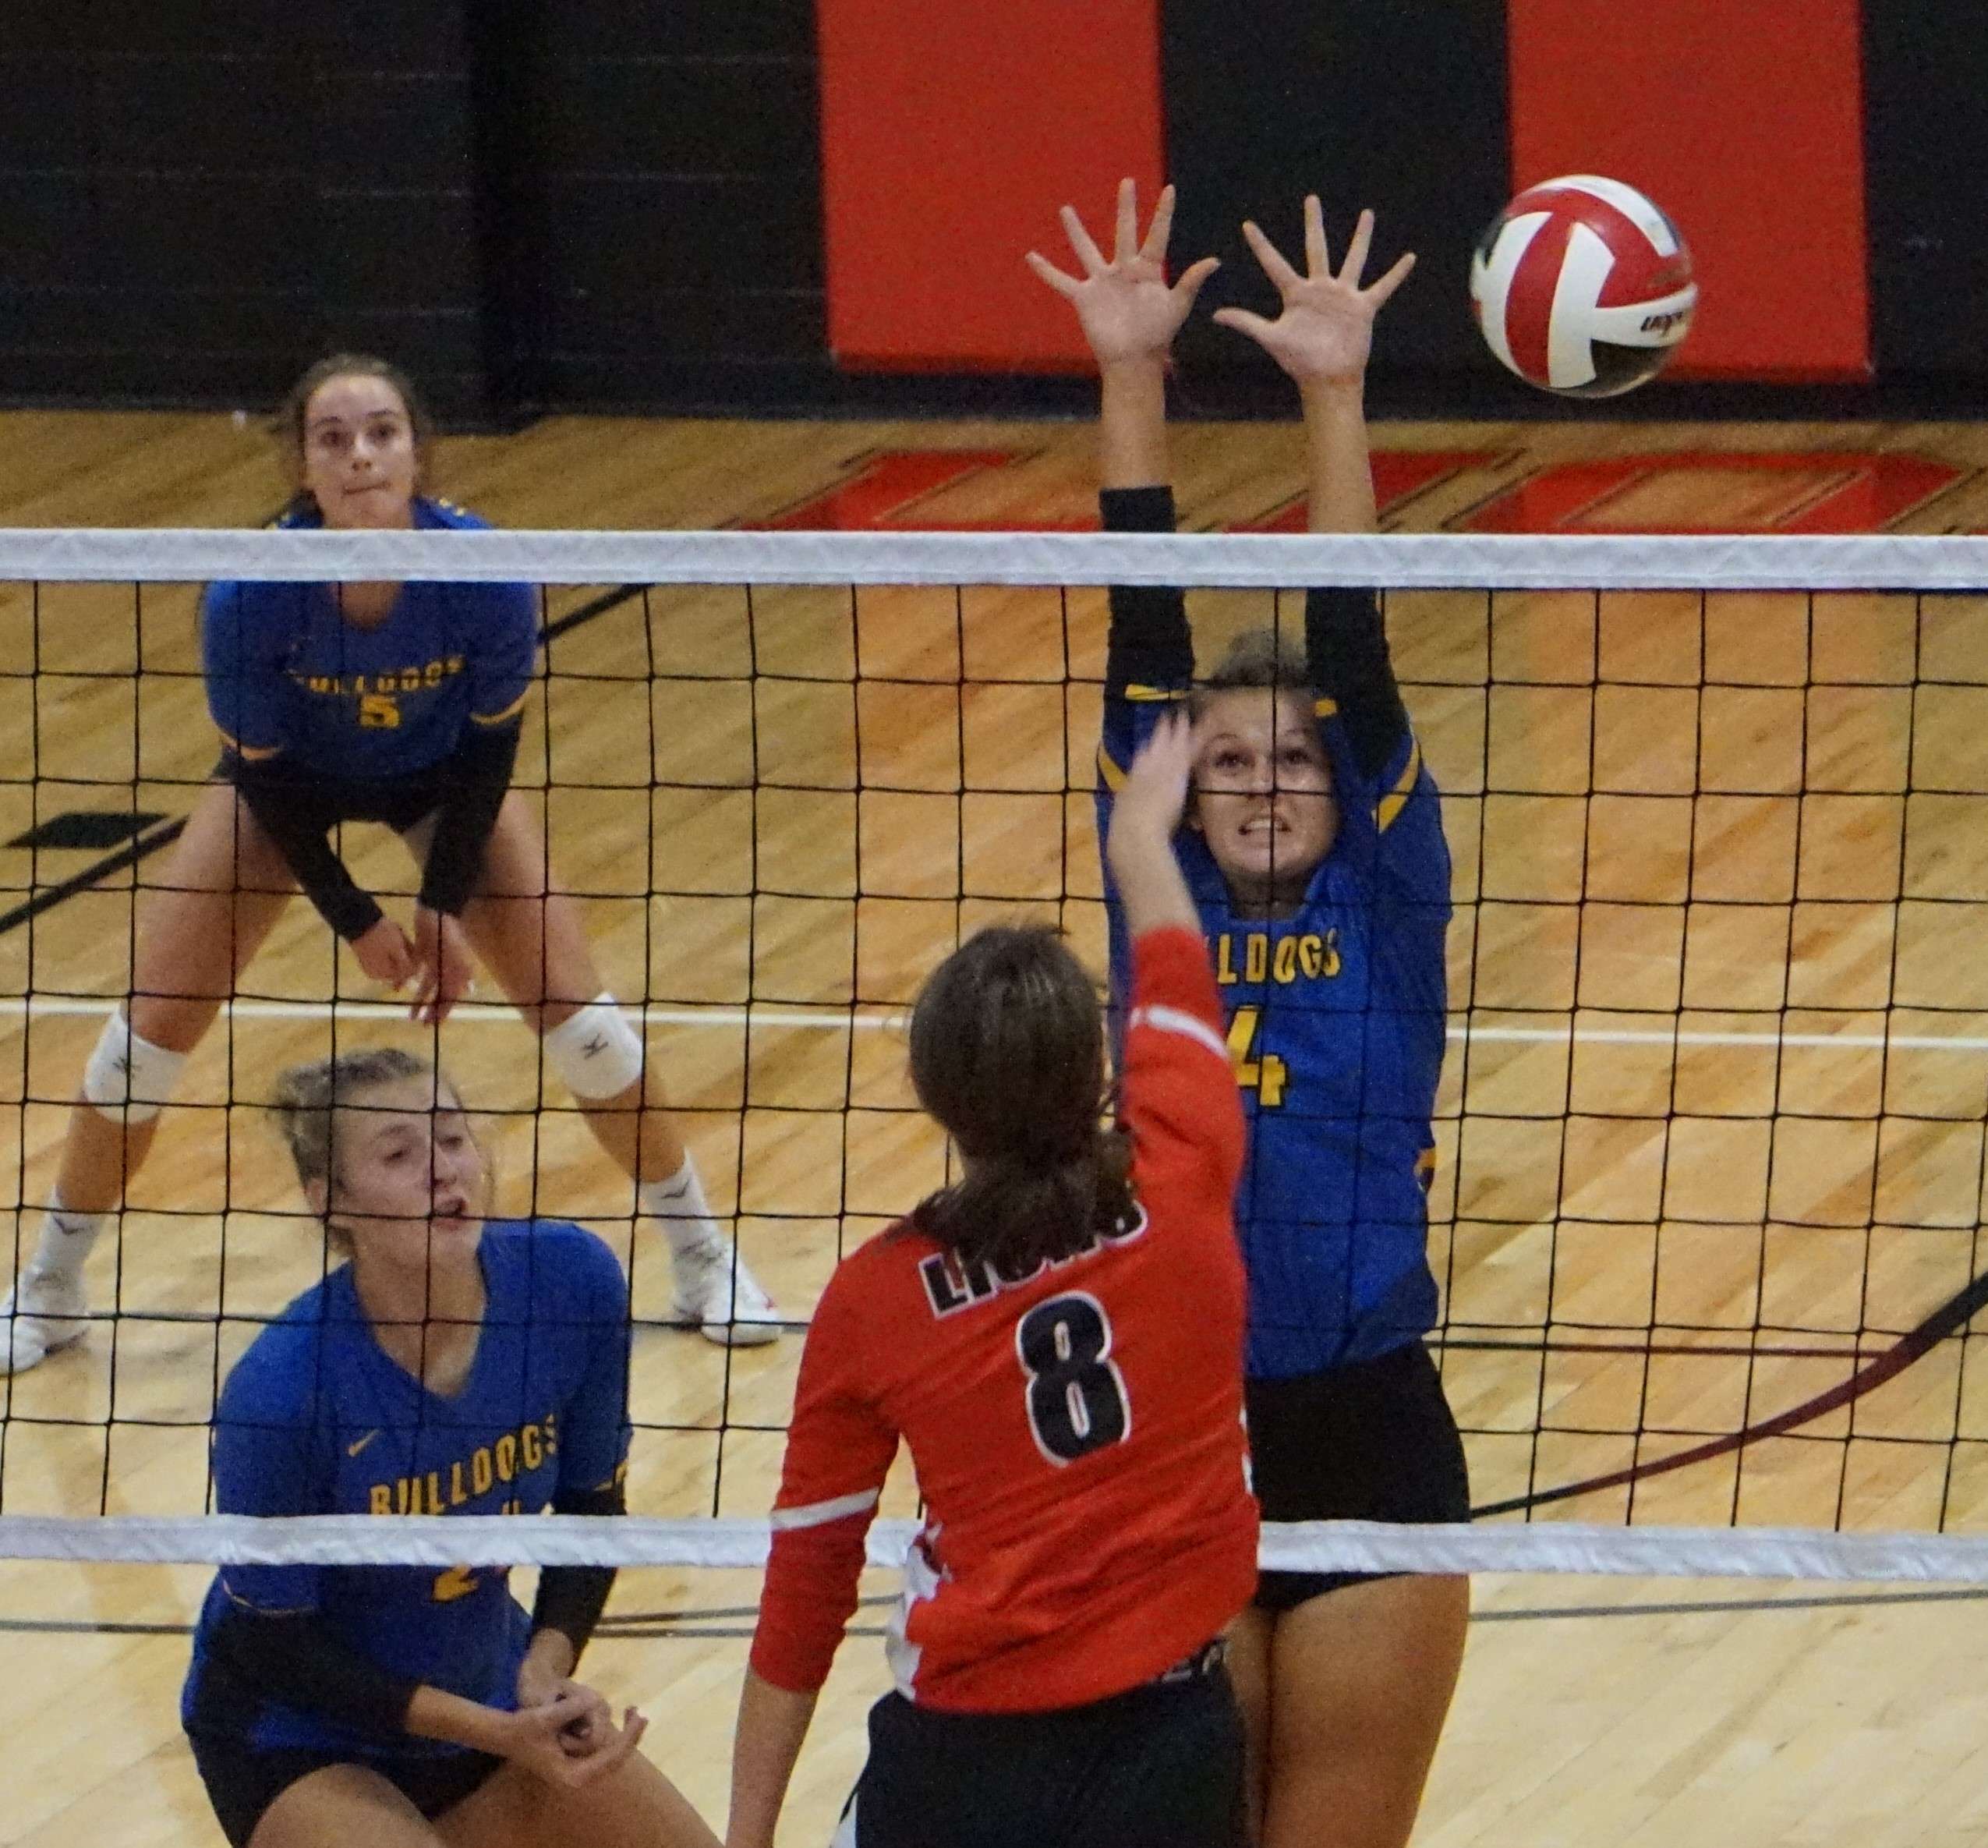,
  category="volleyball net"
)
[4,525,1988,1583]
